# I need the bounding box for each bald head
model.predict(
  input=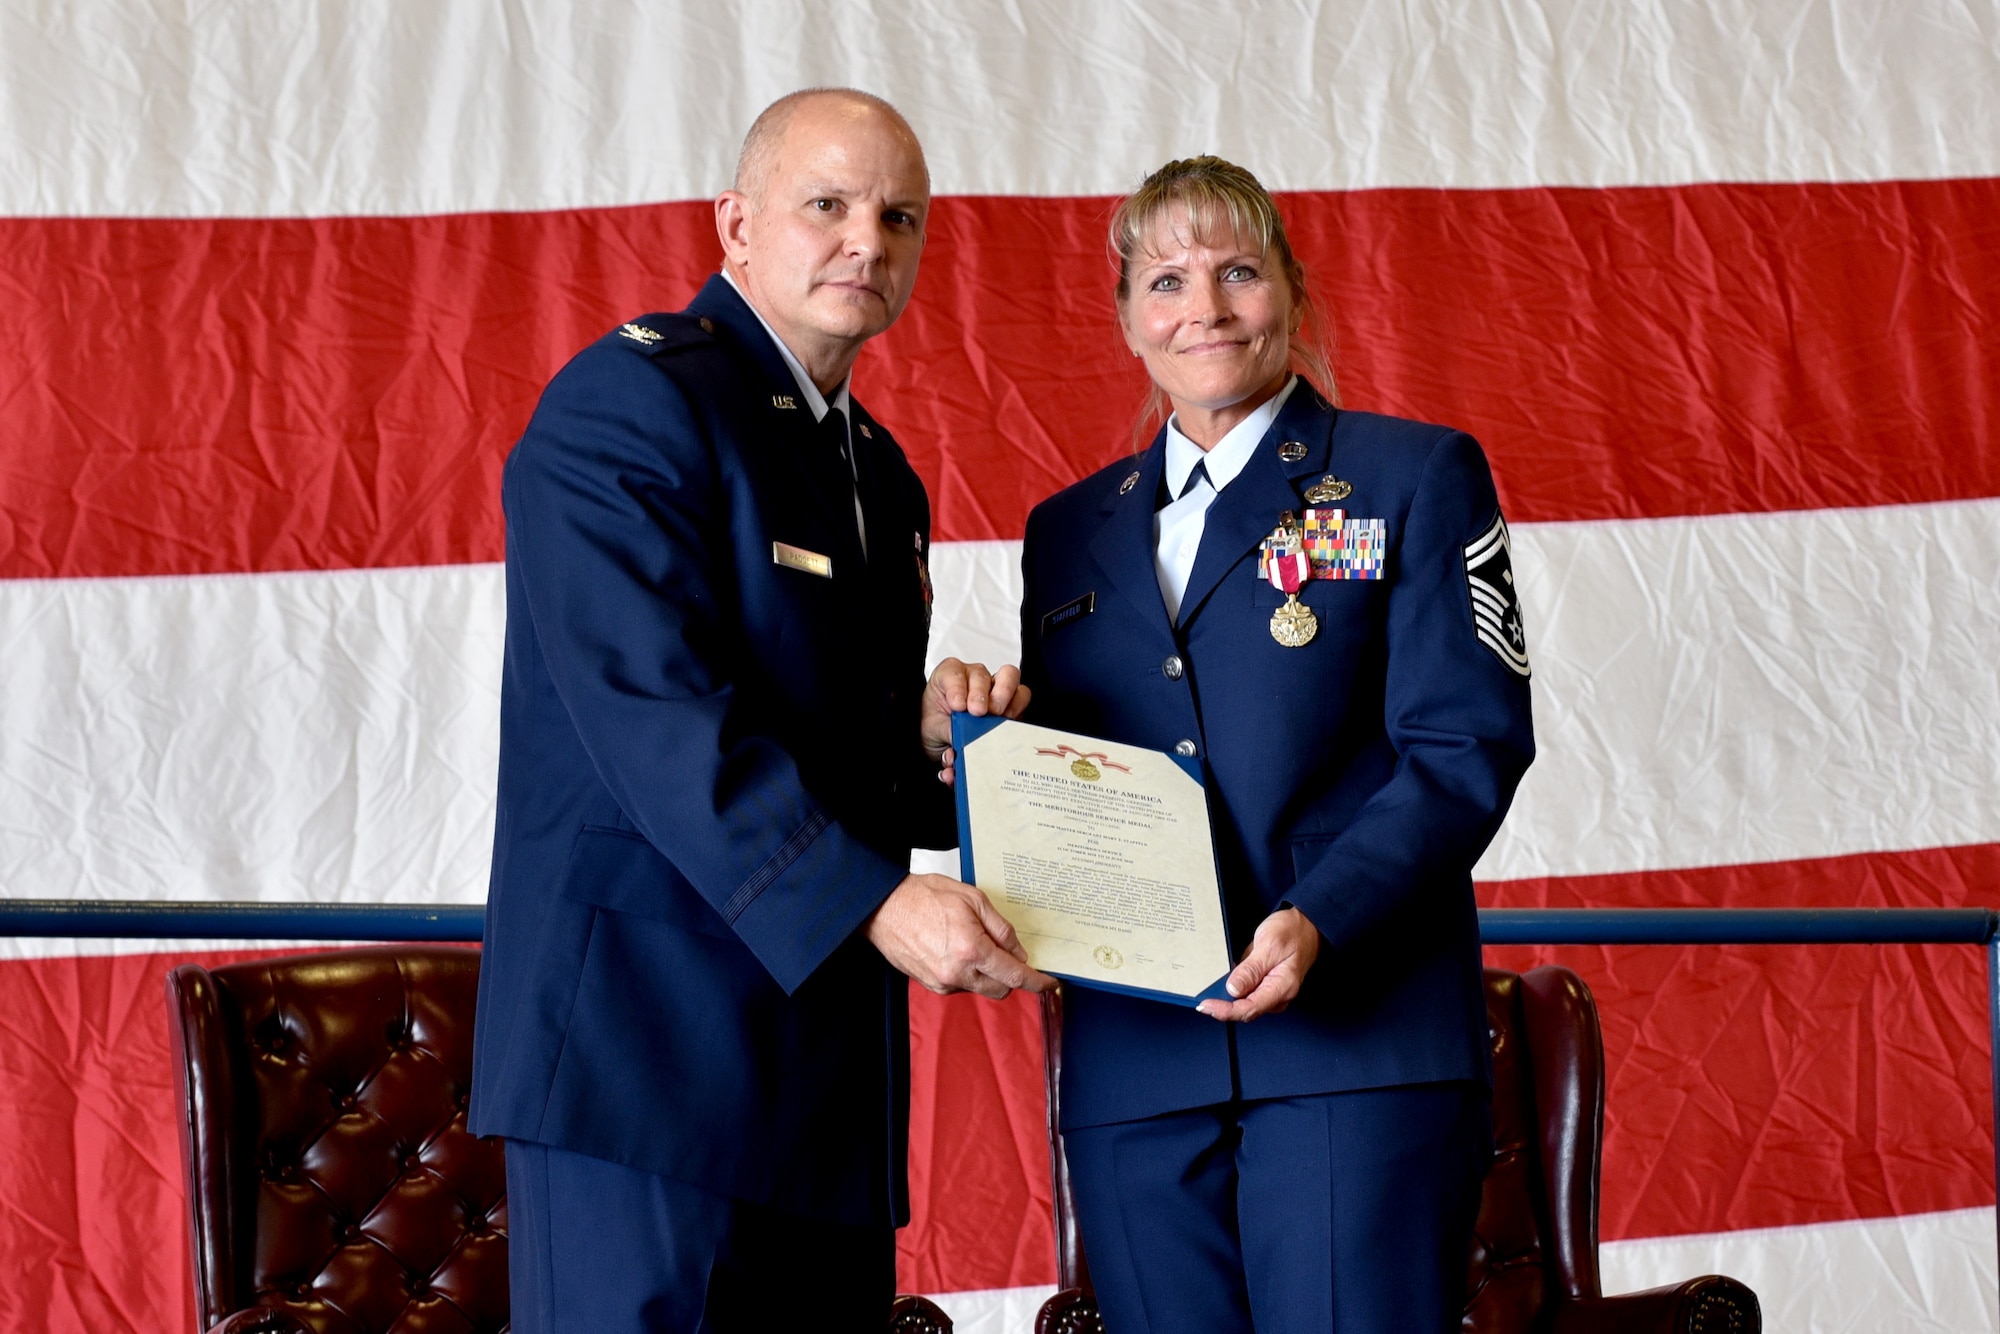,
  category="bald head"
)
[713,87,932,394]
[733,88,927,206]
